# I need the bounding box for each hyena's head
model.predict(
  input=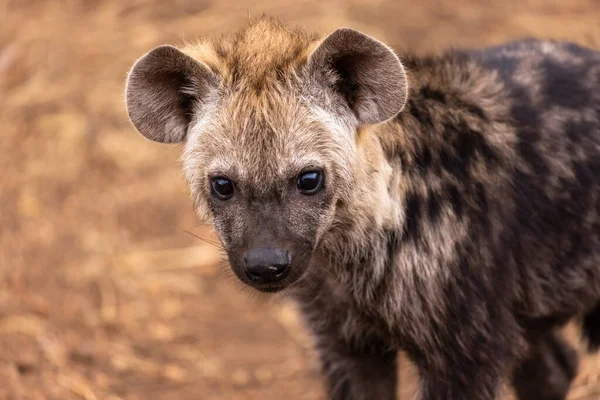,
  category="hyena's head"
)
[125,18,407,292]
